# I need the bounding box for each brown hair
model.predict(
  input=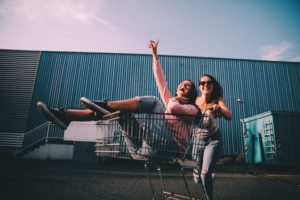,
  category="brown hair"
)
[199,74,223,103]
[176,79,198,105]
